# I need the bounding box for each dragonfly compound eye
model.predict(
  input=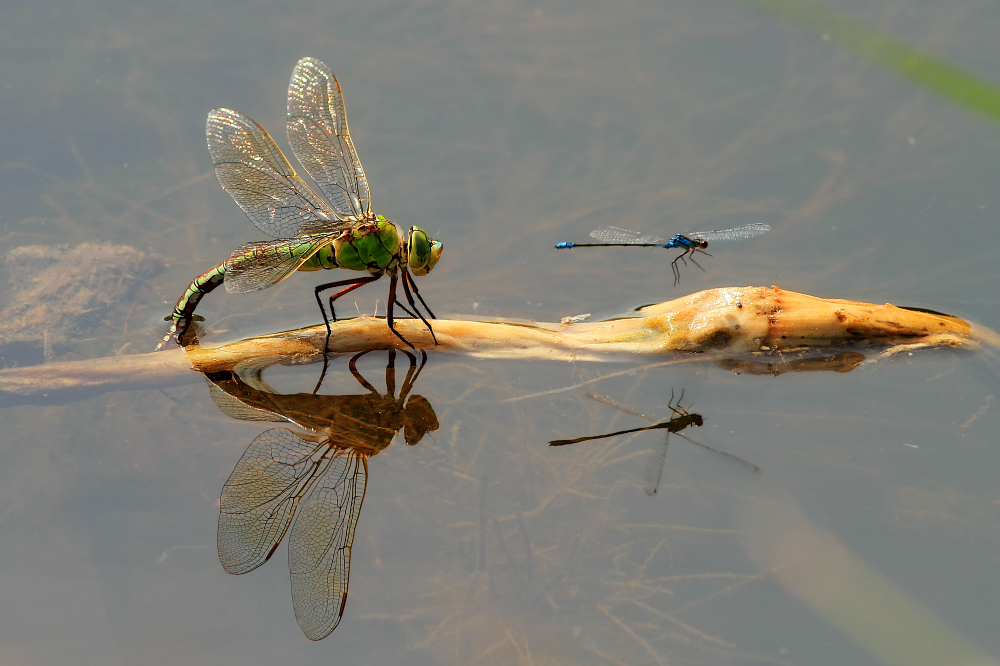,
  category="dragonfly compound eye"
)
[408,227,443,276]
[696,239,709,249]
